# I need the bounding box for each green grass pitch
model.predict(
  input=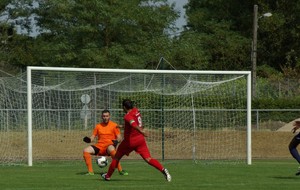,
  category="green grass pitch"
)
[0,160,300,190]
